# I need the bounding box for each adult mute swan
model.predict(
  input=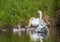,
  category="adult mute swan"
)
[28,10,49,42]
